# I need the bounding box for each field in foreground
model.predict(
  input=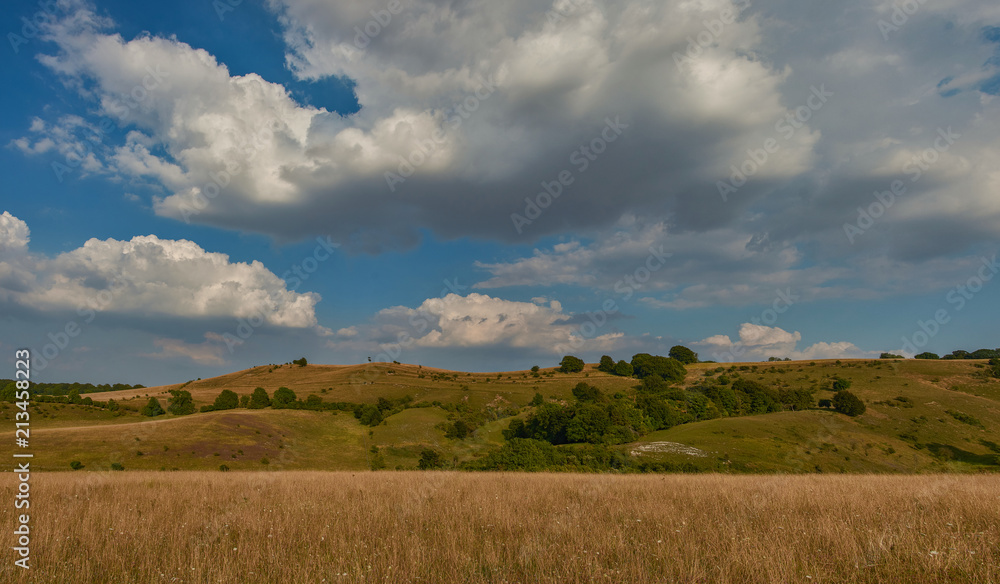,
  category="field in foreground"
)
[2,473,999,583]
